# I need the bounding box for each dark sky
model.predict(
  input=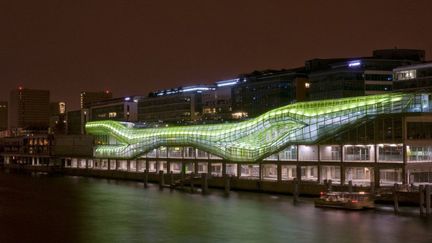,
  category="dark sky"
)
[1,0,431,109]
